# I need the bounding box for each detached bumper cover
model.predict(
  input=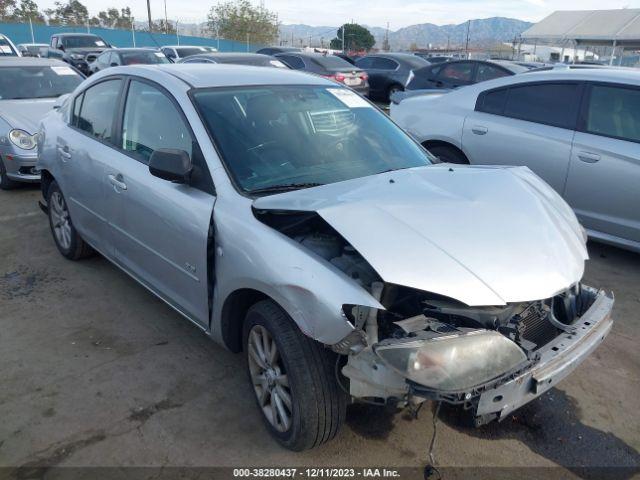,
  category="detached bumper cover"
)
[476,289,613,420]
